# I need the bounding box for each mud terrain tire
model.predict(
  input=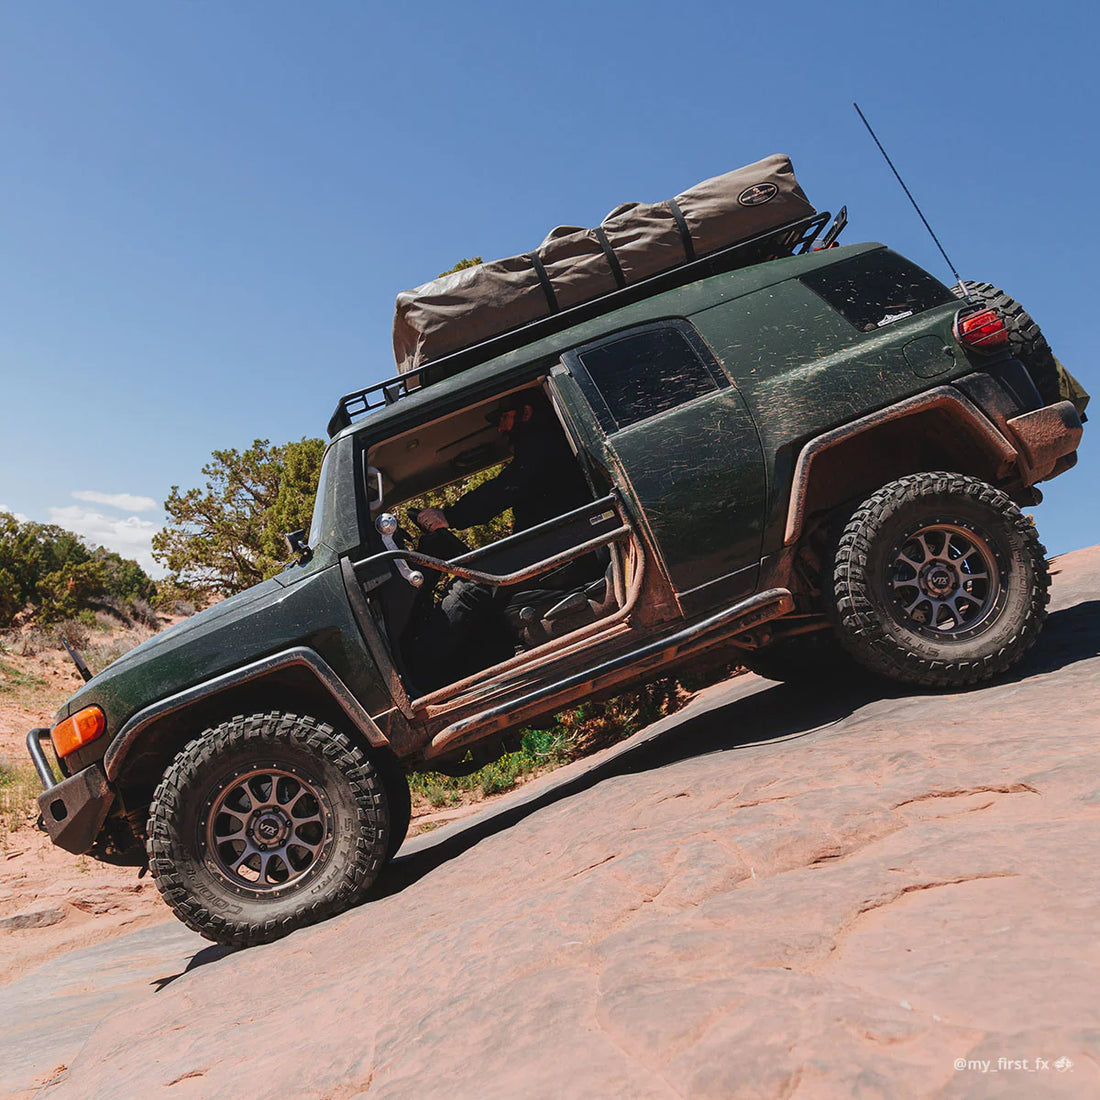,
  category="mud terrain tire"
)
[147,712,389,947]
[375,751,412,861]
[829,473,1049,688]
[953,281,1060,404]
